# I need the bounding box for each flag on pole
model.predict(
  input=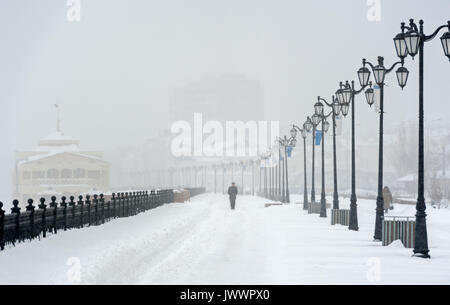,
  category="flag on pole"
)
[287,146,293,157]
[315,130,322,145]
